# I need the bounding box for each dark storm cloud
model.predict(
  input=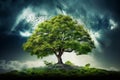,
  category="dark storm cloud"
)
[0,0,56,61]
[0,0,119,32]
[0,0,25,33]
[92,0,120,21]
[85,0,120,67]
[0,33,26,61]
[81,0,120,68]
[0,0,51,32]
[97,27,120,67]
